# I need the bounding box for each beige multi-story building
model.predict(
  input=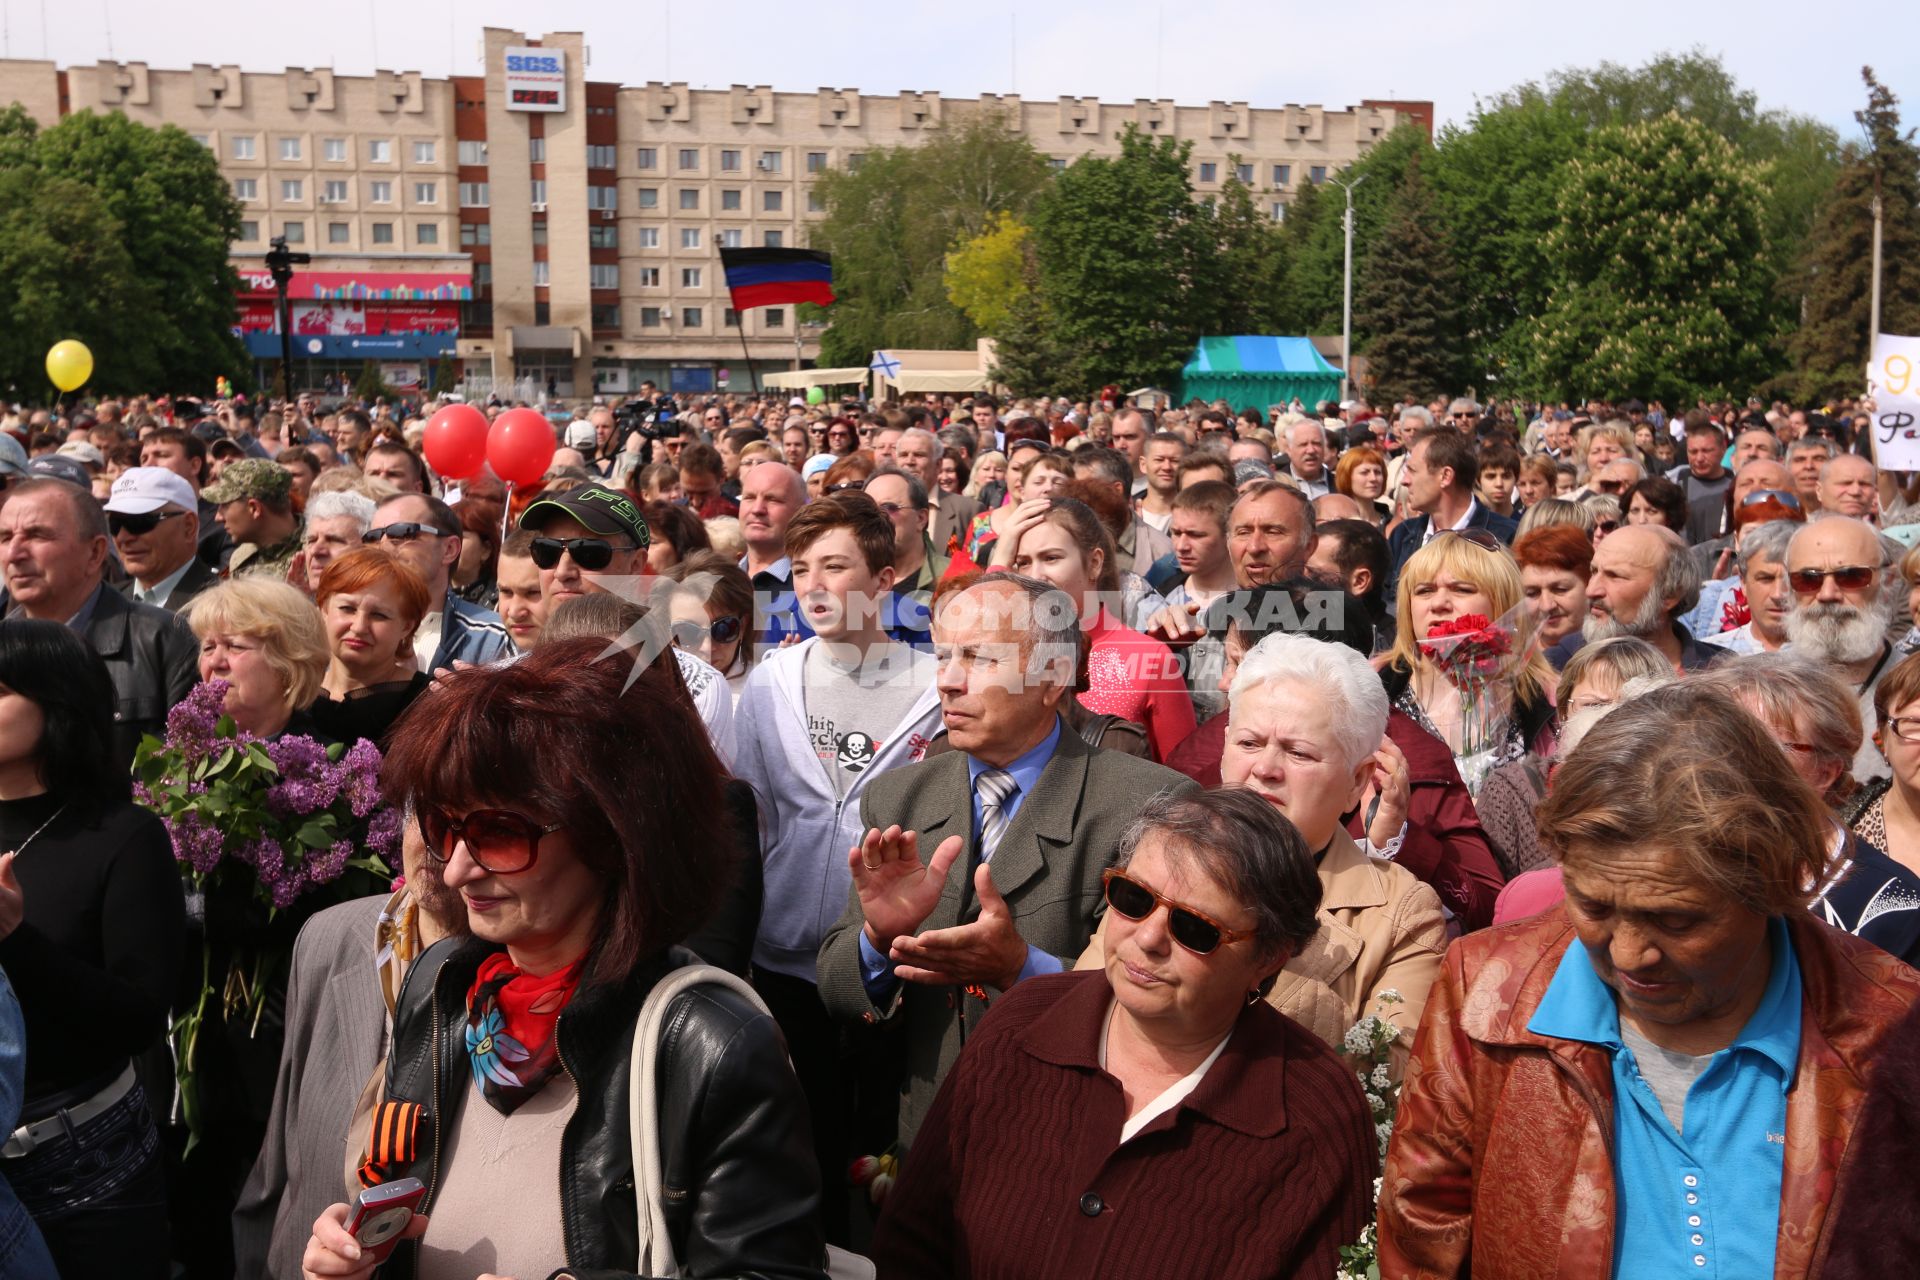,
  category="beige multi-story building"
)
[0,29,1429,399]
